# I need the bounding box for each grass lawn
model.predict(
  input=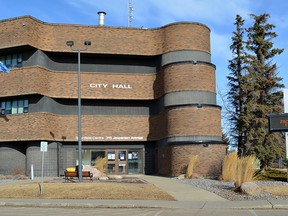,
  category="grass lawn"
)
[260,185,288,196]
[255,169,288,182]
[255,169,288,196]
[0,181,176,200]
